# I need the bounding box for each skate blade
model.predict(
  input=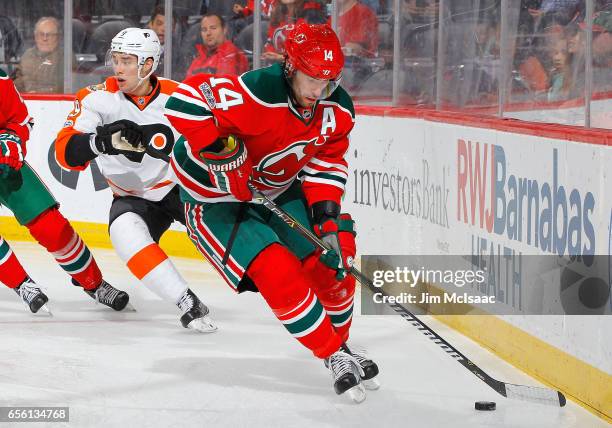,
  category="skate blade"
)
[121,302,137,312]
[36,304,53,317]
[362,377,380,390]
[345,383,366,403]
[187,315,218,333]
